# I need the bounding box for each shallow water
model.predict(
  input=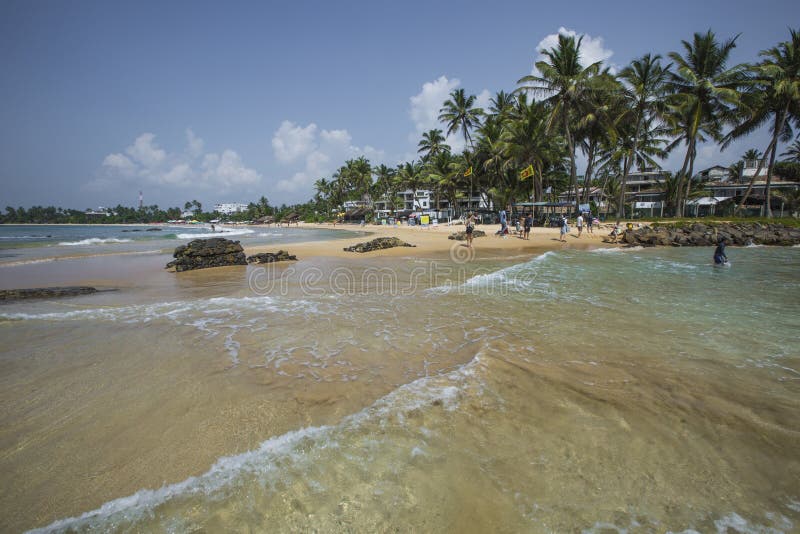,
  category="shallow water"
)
[0,224,361,270]
[1,245,798,532]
